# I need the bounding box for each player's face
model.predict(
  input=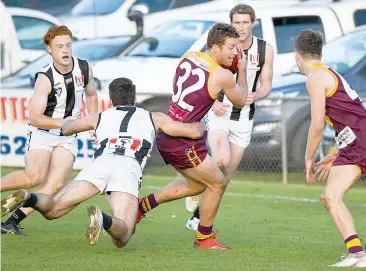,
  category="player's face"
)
[48,35,72,67]
[231,13,253,42]
[217,37,238,66]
